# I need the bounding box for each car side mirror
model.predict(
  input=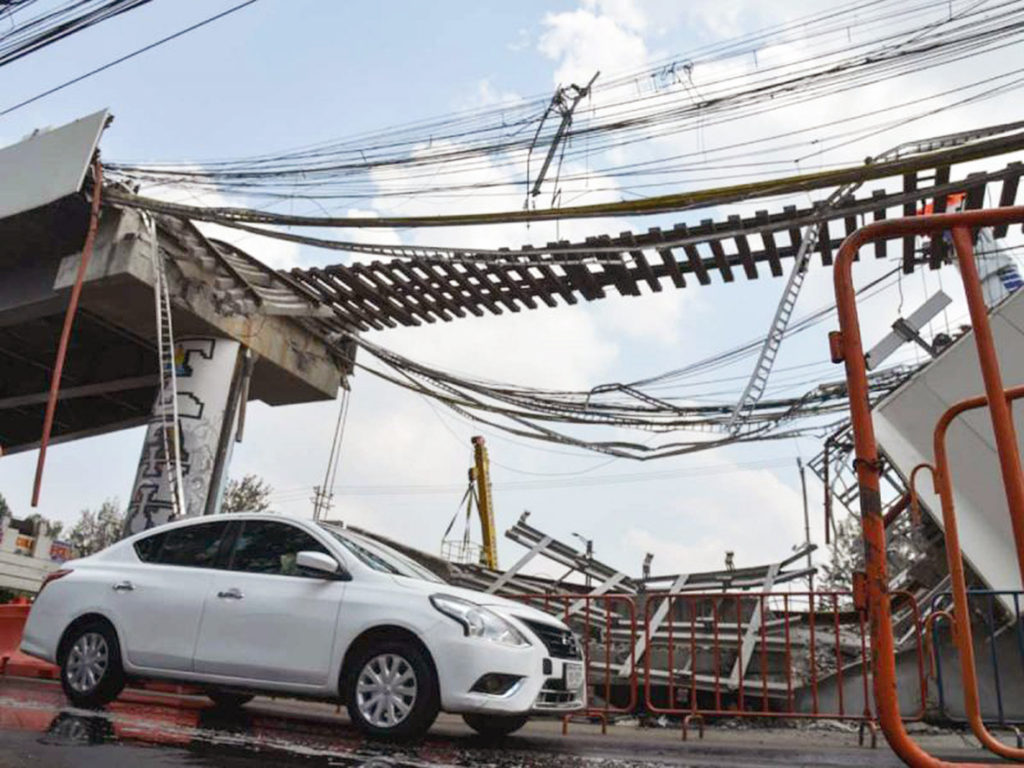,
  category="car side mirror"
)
[296,551,347,579]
